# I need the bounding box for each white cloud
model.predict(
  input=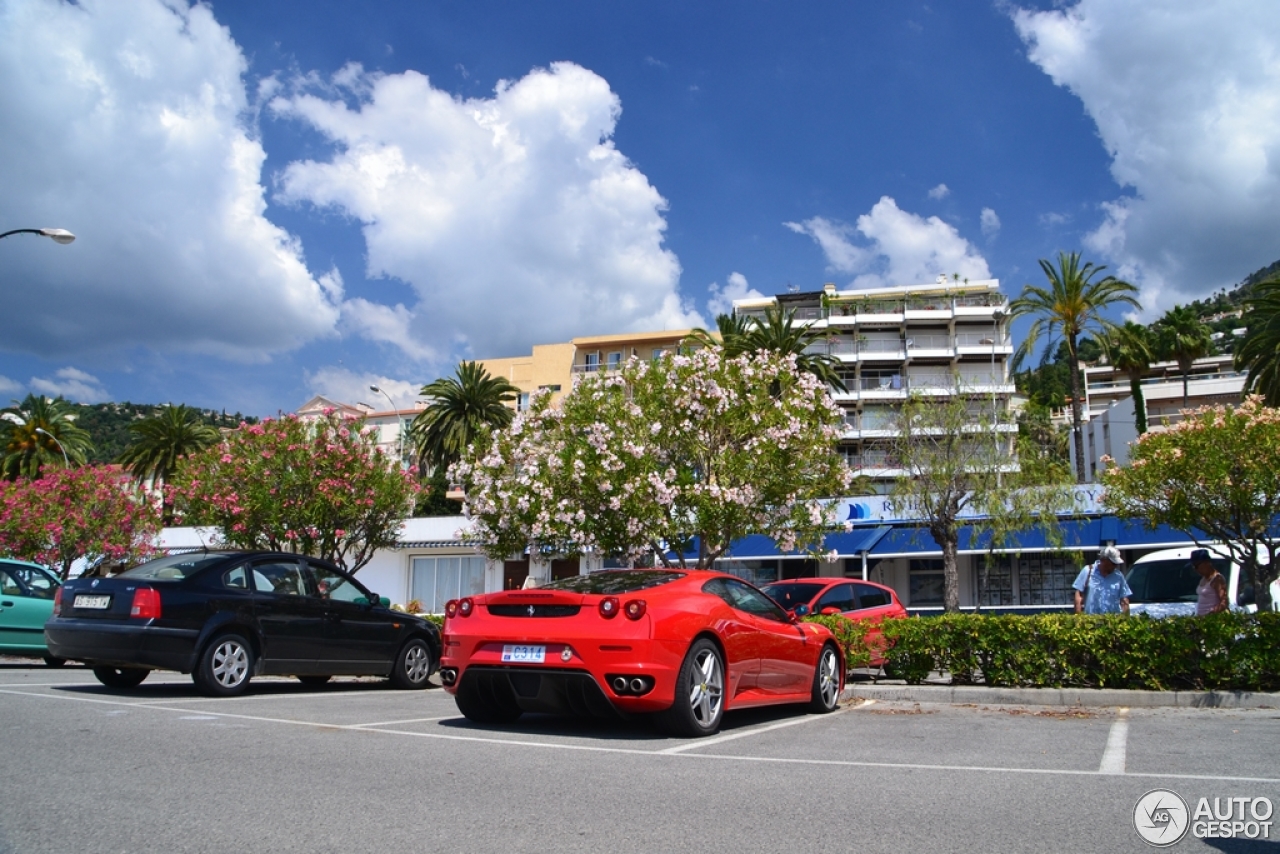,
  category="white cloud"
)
[786,197,992,289]
[1012,1,1280,314]
[928,183,950,200]
[1039,211,1071,227]
[0,0,340,362]
[271,61,703,362]
[0,375,22,397]
[305,366,422,410]
[29,367,109,403]
[707,272,765,317]
[980,207,1001,238]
